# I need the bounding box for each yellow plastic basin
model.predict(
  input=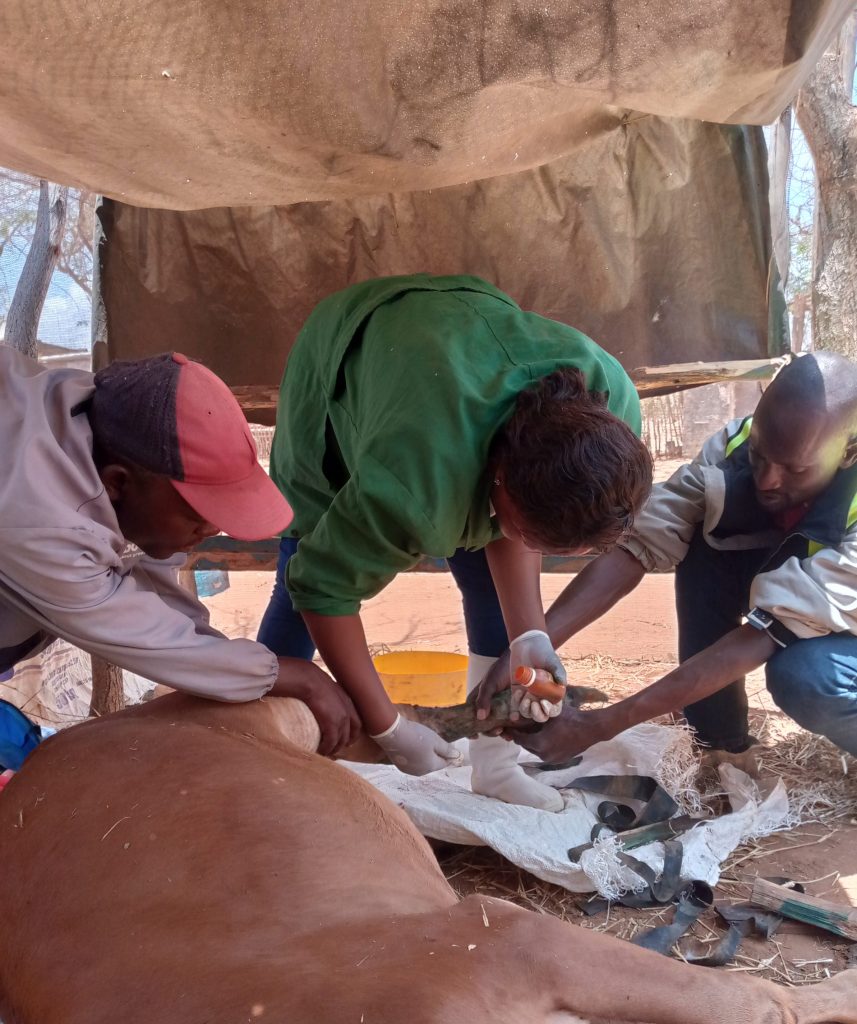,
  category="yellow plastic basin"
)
[372,650,468,707]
